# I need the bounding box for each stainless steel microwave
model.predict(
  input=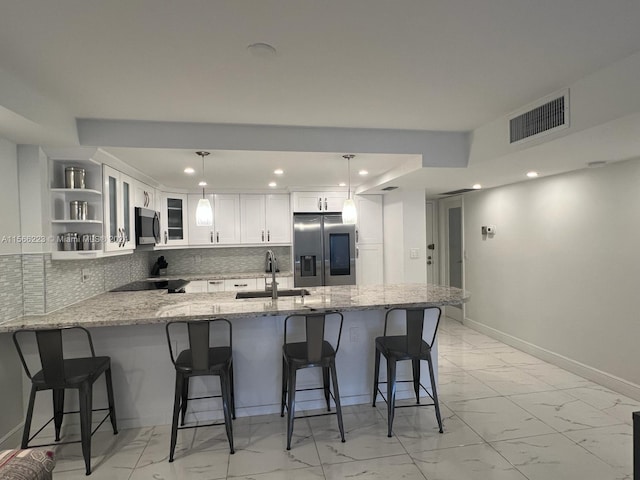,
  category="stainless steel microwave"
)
[135,207,161,245]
